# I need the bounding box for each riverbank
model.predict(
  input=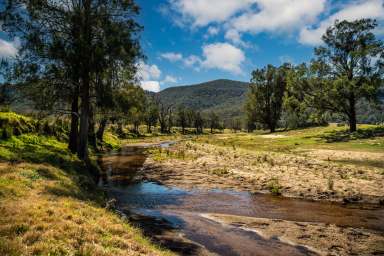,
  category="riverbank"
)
[140,125,384,205]
[99,141,384,256]
[0,113,172,255]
